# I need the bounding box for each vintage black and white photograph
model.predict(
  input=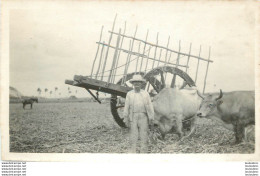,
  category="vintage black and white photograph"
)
[1,1,259,160]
